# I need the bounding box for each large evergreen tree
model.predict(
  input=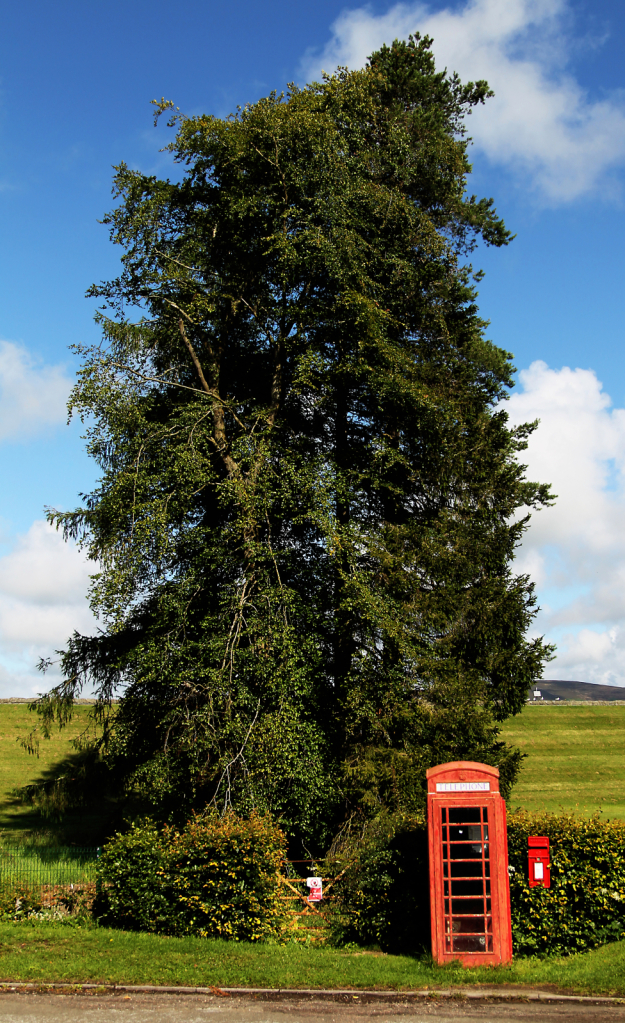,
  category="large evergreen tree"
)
[38,36,552,848]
